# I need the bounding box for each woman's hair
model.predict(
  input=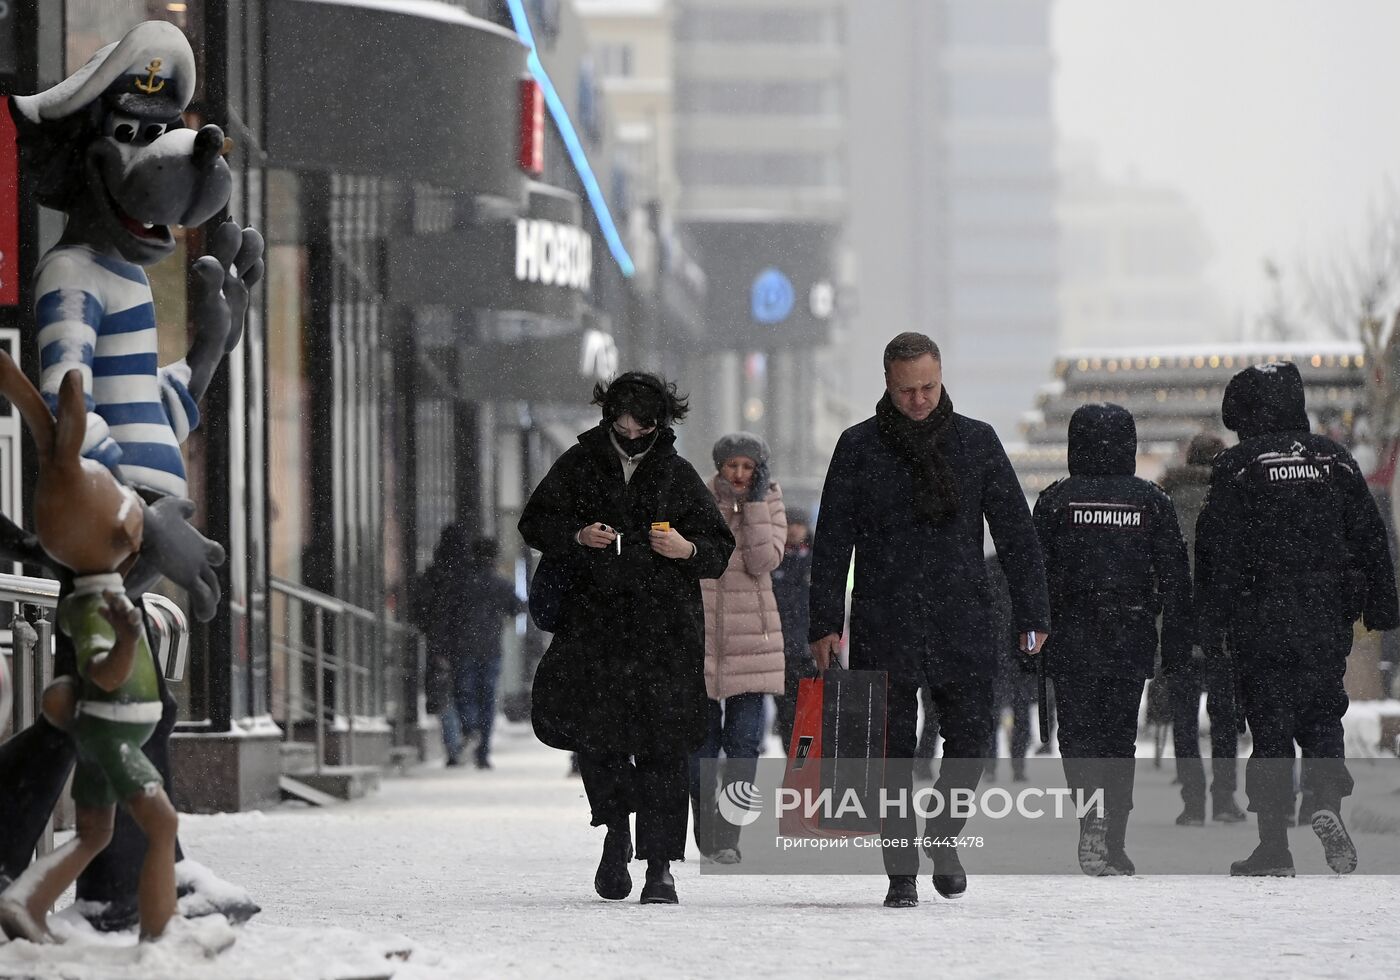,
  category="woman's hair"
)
[591,372,690,427]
